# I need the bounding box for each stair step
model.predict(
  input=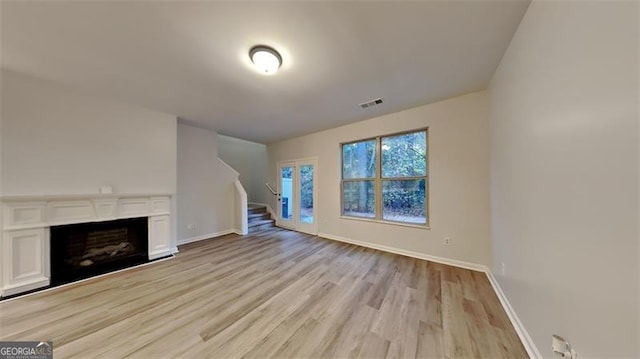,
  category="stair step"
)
[248,205,267,215]
[249,222,276,233]
[248,212,270,220]
[247,205,273,233]
[248,219,275,228]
